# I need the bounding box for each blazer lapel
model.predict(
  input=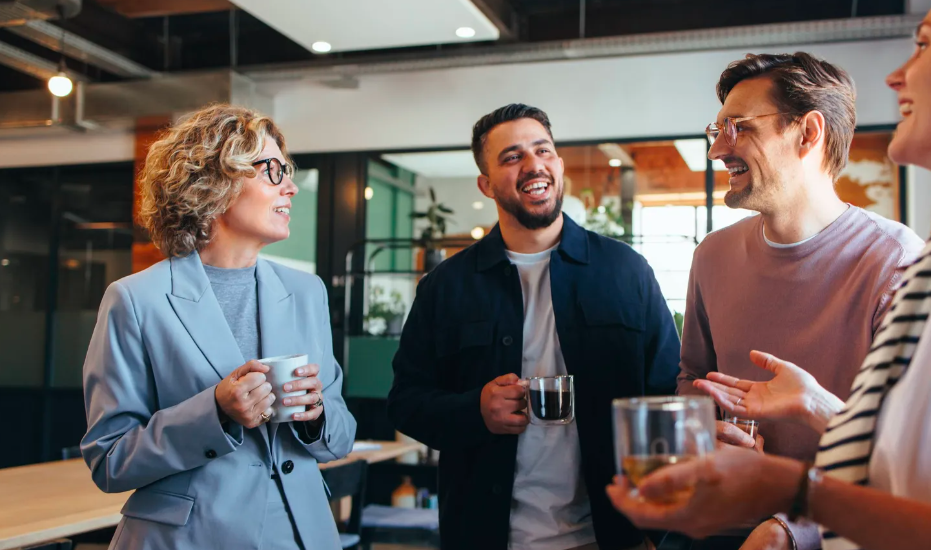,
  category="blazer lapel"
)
[256,259,299,360]
[166,252,245,381]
